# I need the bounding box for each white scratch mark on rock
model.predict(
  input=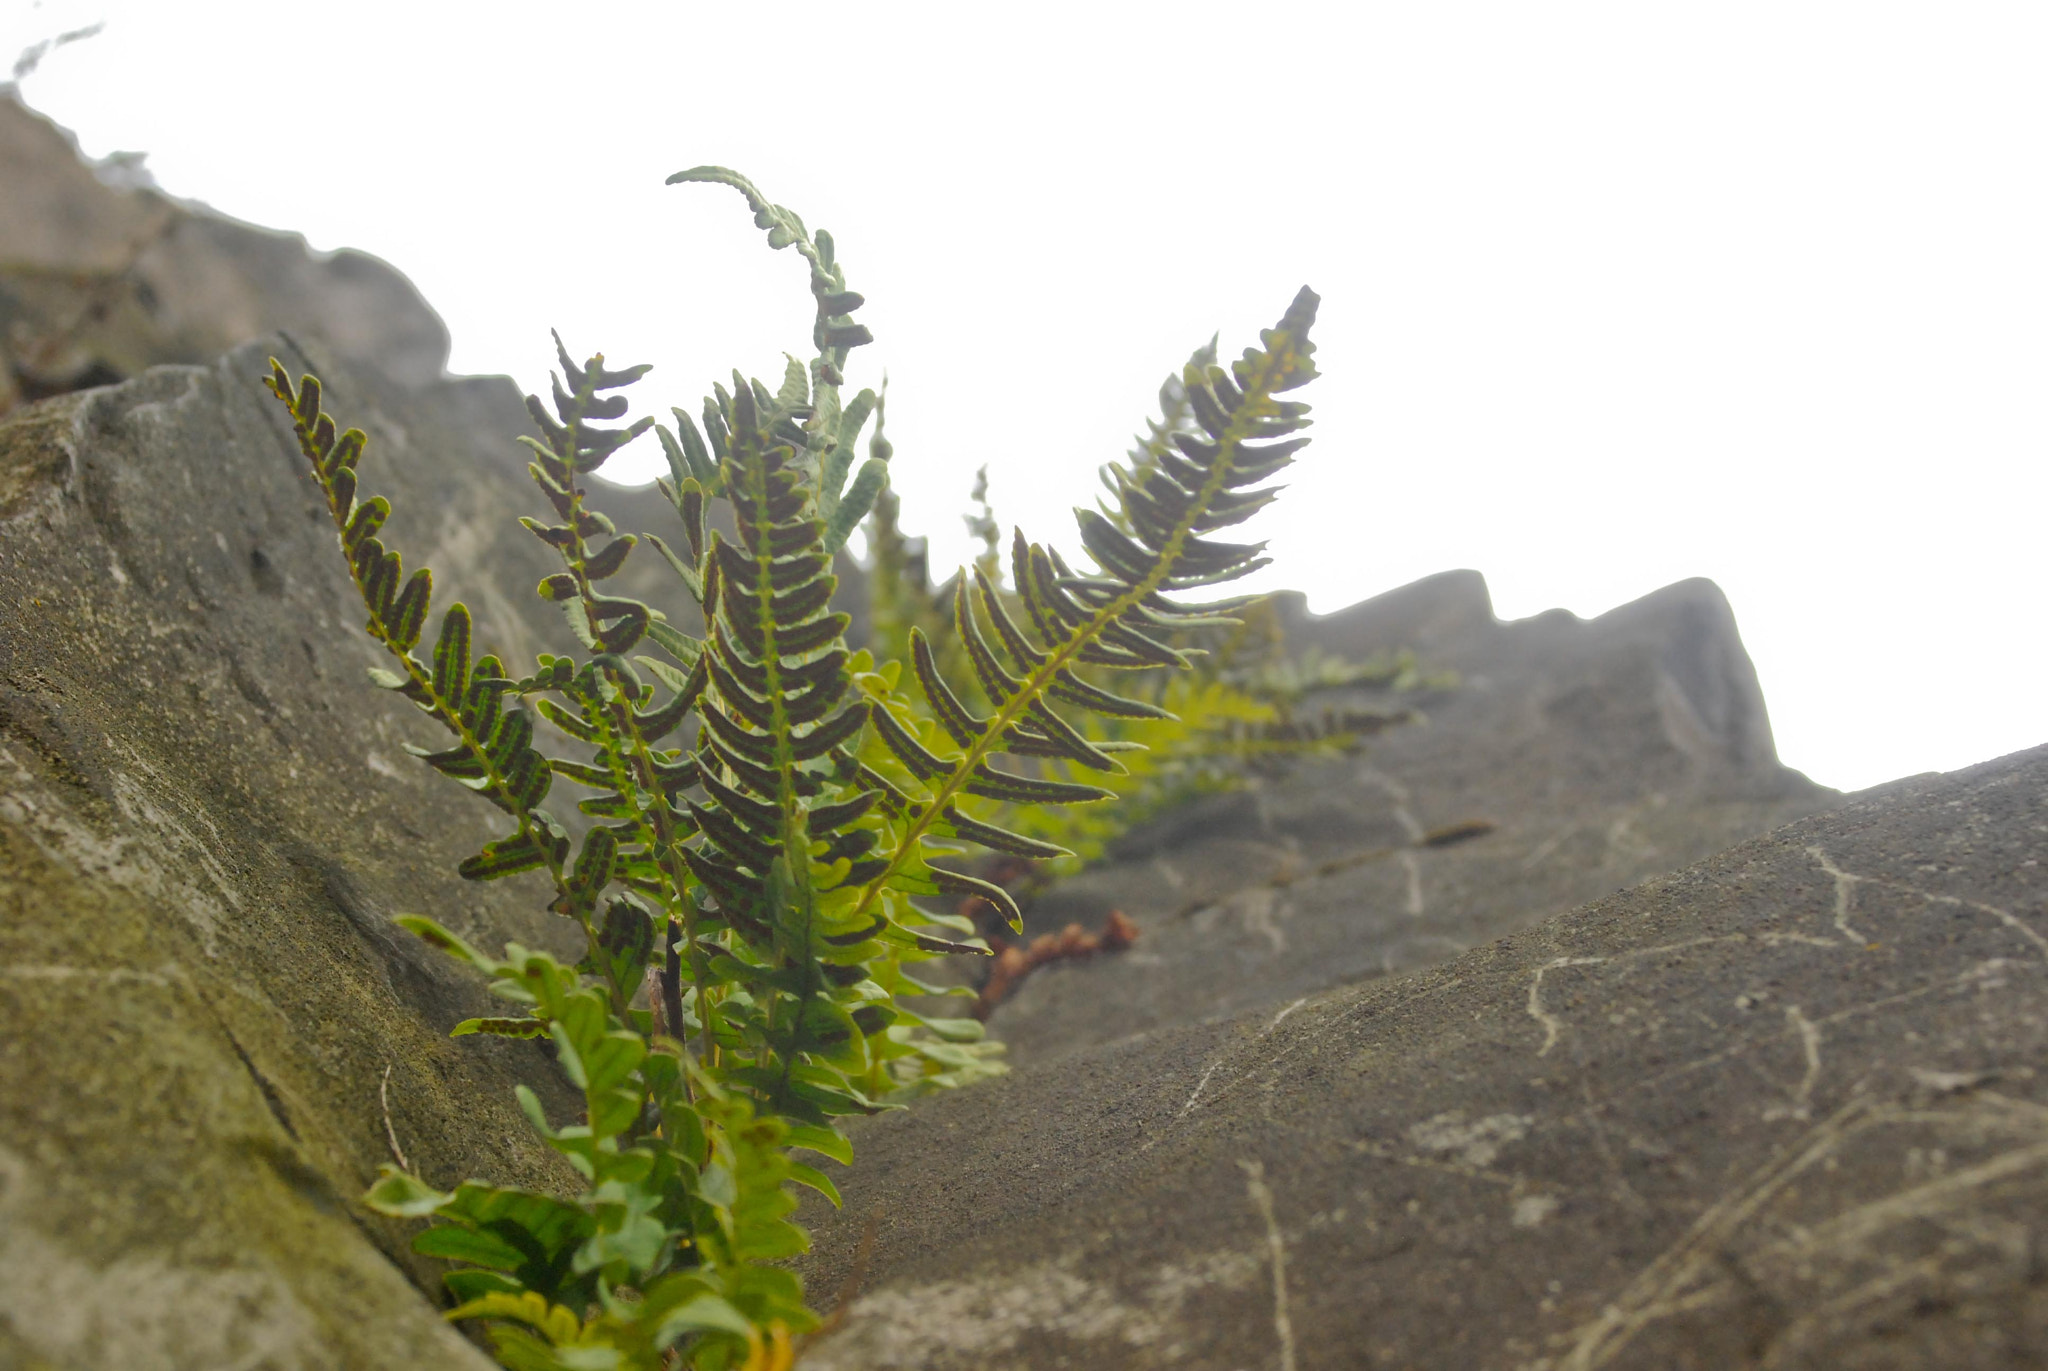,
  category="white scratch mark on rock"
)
[1808,845,2048,959]
[1527,957,1609,1056]
[1239,1160,1297,1371]
[1180,1059,1224,1118]
[1762,1005,1823,1122]
[1921,890,2048,959]
[1757,930,1844,949]
[1266,997,1309,1035]
[1806,846,1866,942]
[1521,829,1569,870]
[1232,887,1289,954]
[1360,765,1424,842]
[1556,1093,2048,1370]
[1603,814,1657,867]
[1909,1066,1999,1095]
[1400,849,1425,916]
[1513,1193,1561,1228]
